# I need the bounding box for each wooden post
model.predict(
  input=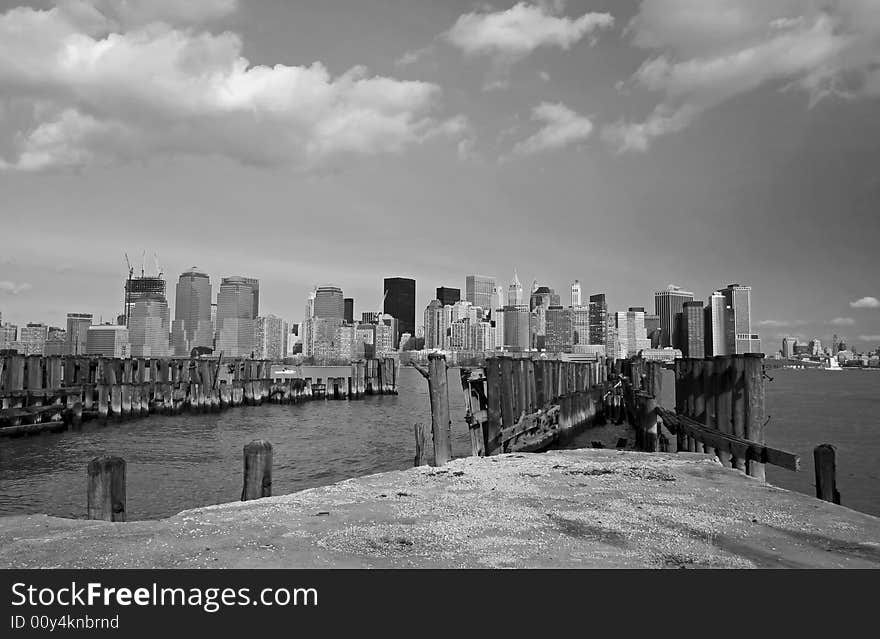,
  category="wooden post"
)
[241,440,273,501]
[813,444,840,504]
[701,358,716,457]
[643,362,662,452]
[485,358,503,455]
[427,353,452,466]
[413,423,429,467]
[87,456,126,521]
[714,356,733,466]
[730,356,747,471]
[744,353,766,480]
